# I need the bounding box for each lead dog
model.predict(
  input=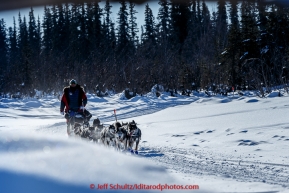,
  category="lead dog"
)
[126,120,142,154]
[114,122,128,151]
